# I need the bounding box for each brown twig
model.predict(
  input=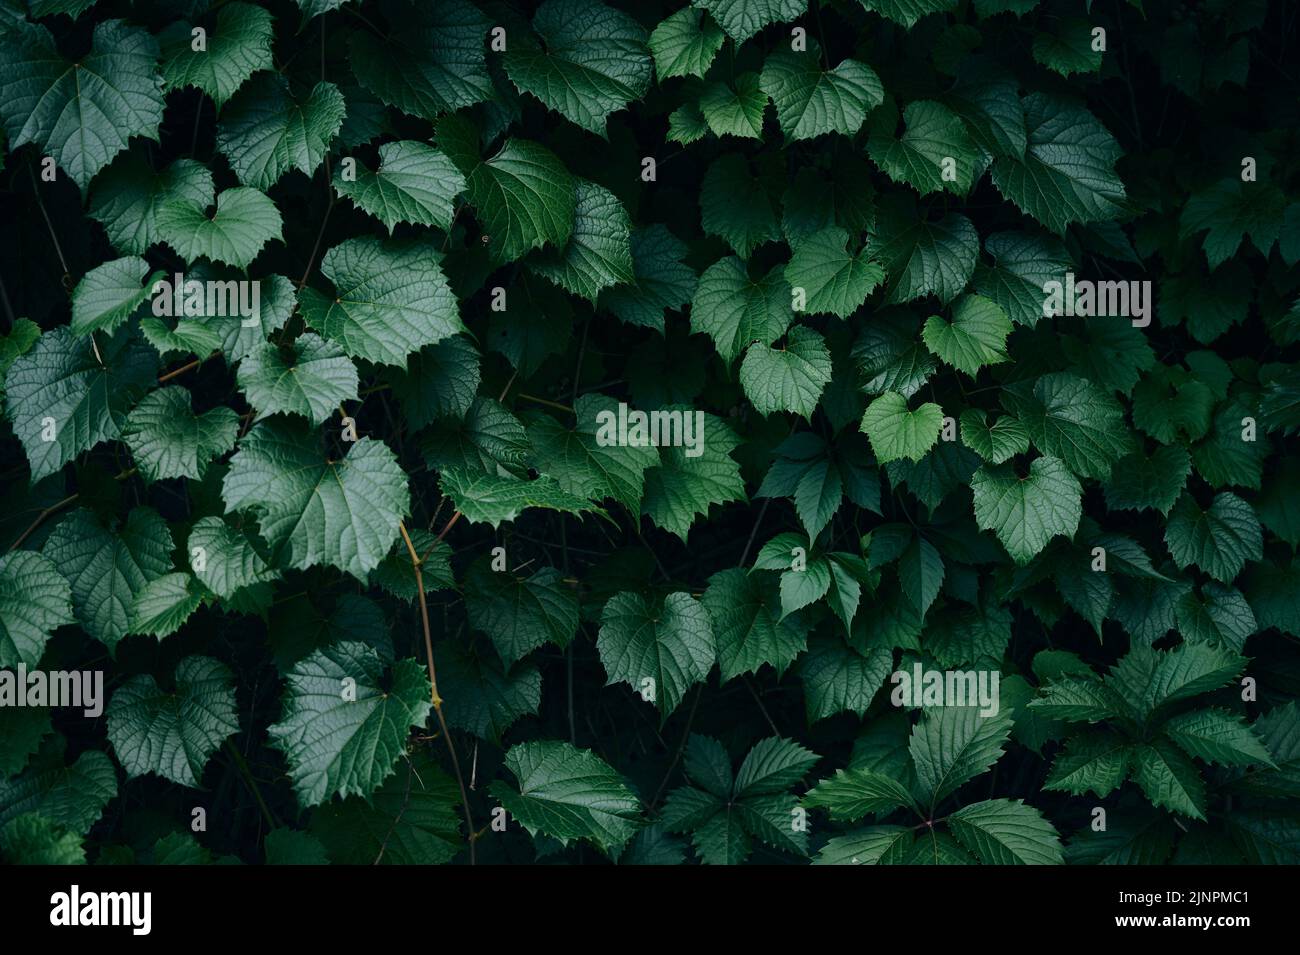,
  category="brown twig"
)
[399,517,476,864]
[8,494,78,552]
